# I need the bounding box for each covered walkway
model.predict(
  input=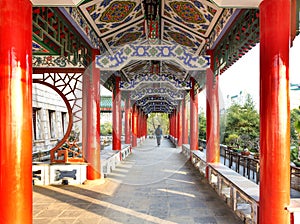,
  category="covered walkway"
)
[33,139,242,224]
